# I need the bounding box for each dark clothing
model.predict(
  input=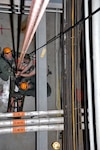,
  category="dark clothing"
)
[16,75,36,97]
[0,55,15,81]
[19,87,36,97]
[15,59,51,97]
[16,75,51,97]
